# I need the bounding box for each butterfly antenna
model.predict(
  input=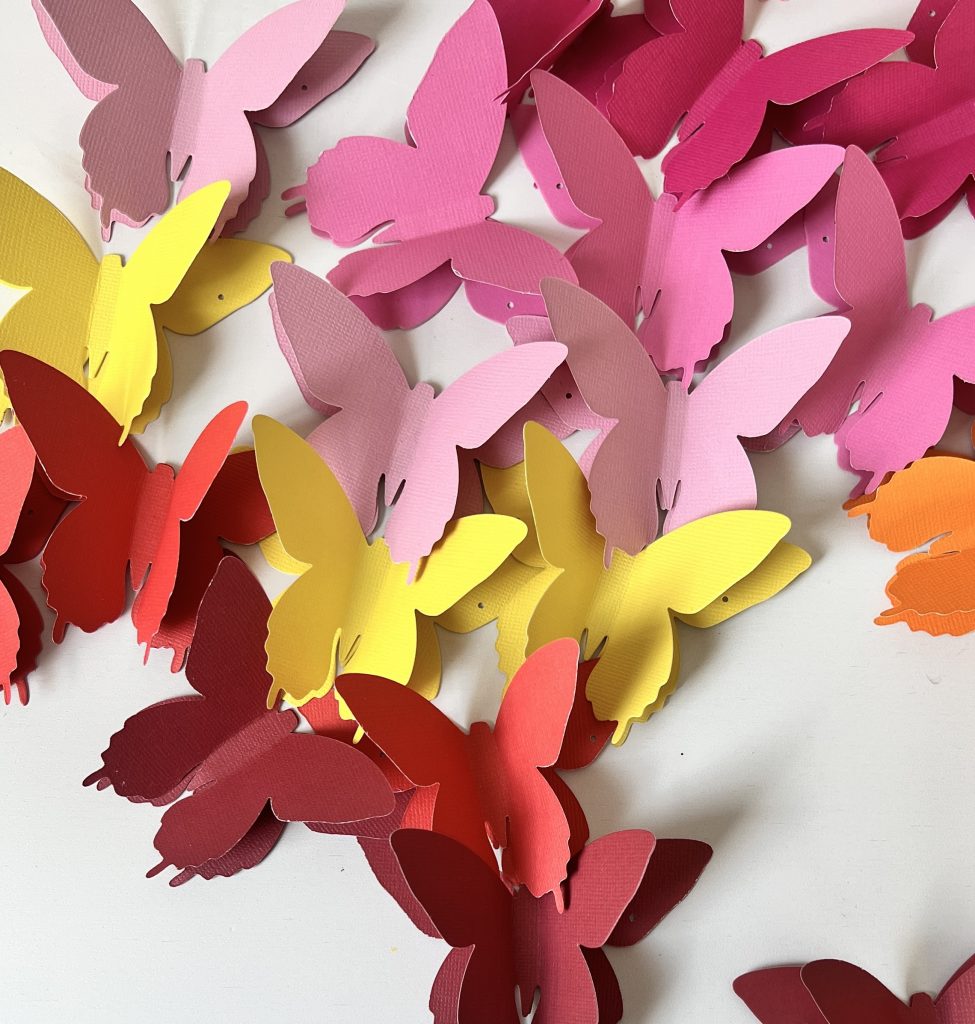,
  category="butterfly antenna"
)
[145,858,170,880]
